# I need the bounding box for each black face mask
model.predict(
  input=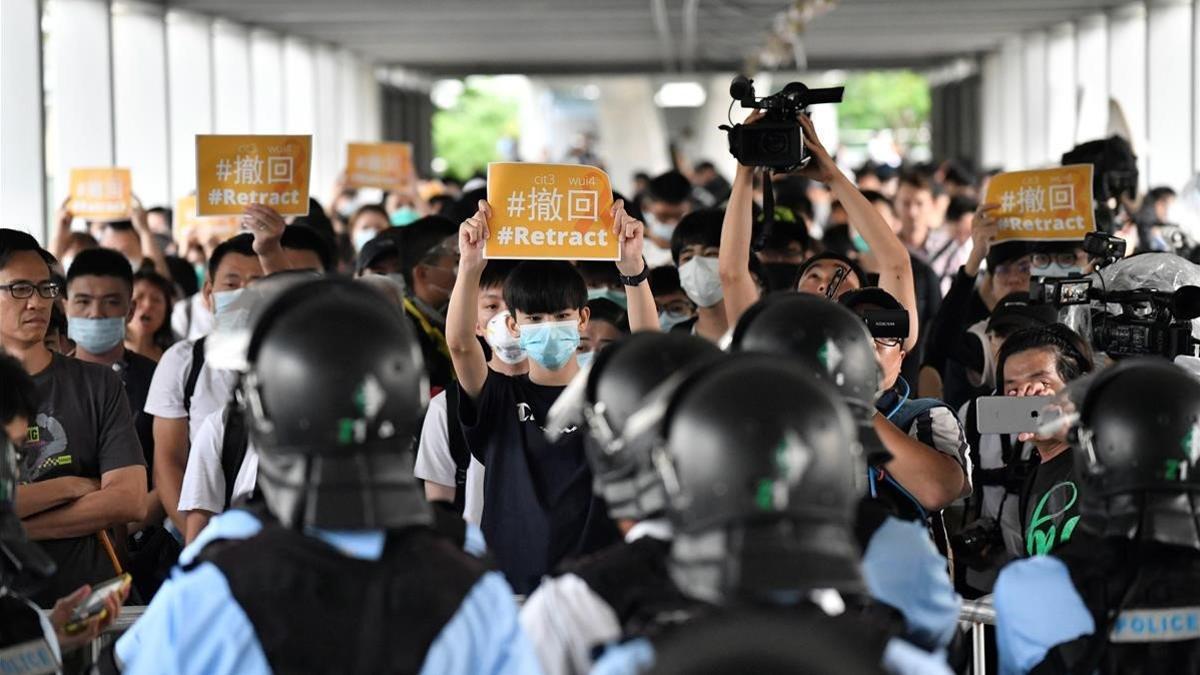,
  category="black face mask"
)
[761,263,802,294]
